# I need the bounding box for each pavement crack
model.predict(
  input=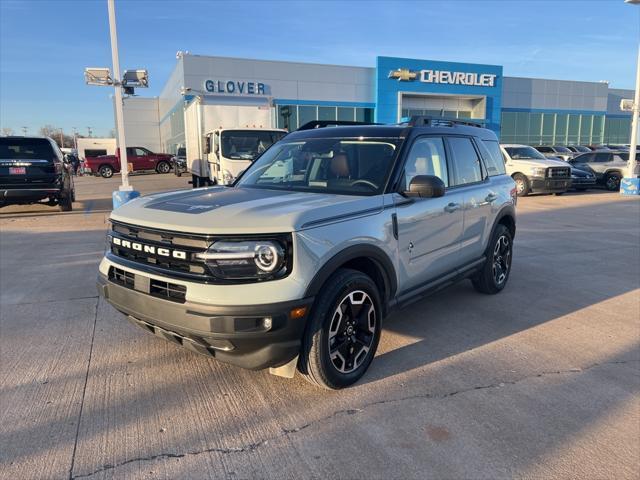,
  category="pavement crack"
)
[69,358,637,479]
[68,297,100,480]
[6,295,99,306]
